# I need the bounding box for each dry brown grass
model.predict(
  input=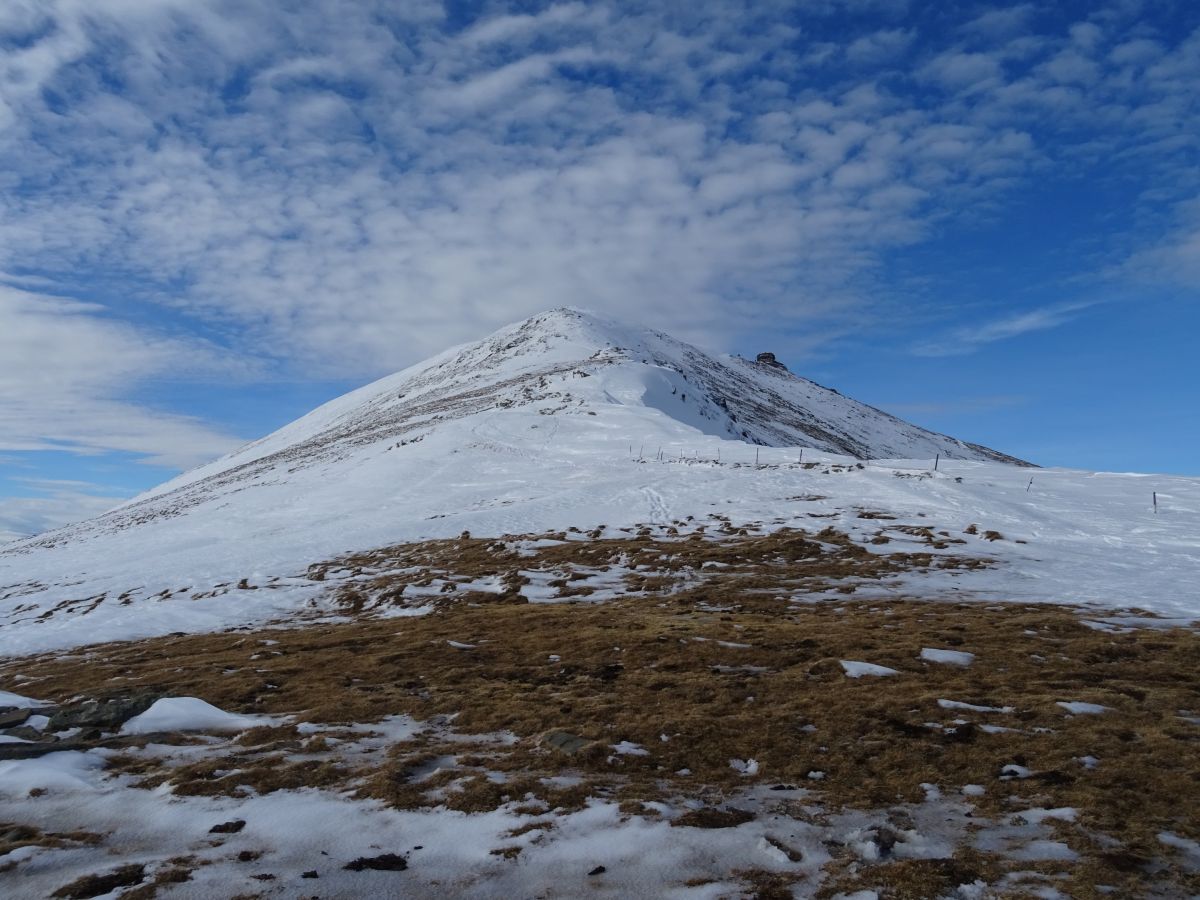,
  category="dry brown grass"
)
[3,528,1198,897]
[0,825,104,874]
[312,524,985,615]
